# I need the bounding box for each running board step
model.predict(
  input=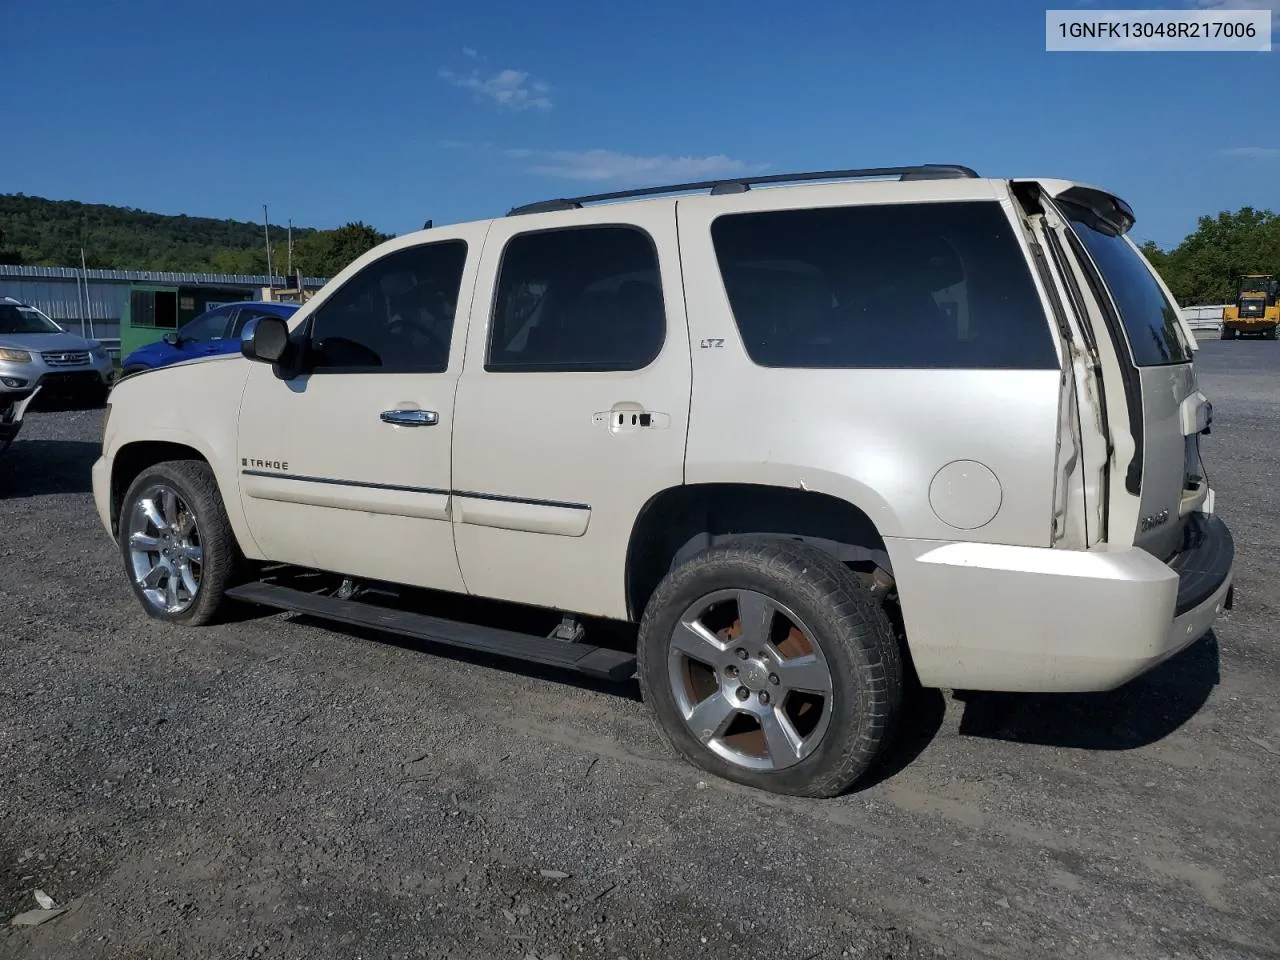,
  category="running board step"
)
[225,581,636,681]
